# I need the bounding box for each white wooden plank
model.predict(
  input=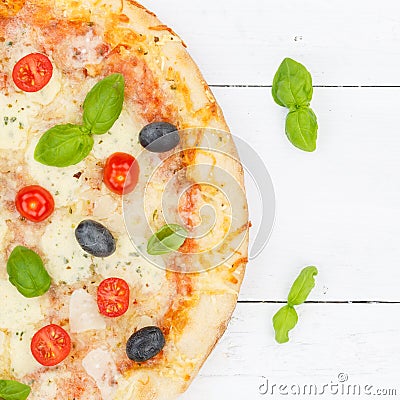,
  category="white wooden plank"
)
[140,0,400,86]
[181,303,400,399]
[211,87,400,301]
